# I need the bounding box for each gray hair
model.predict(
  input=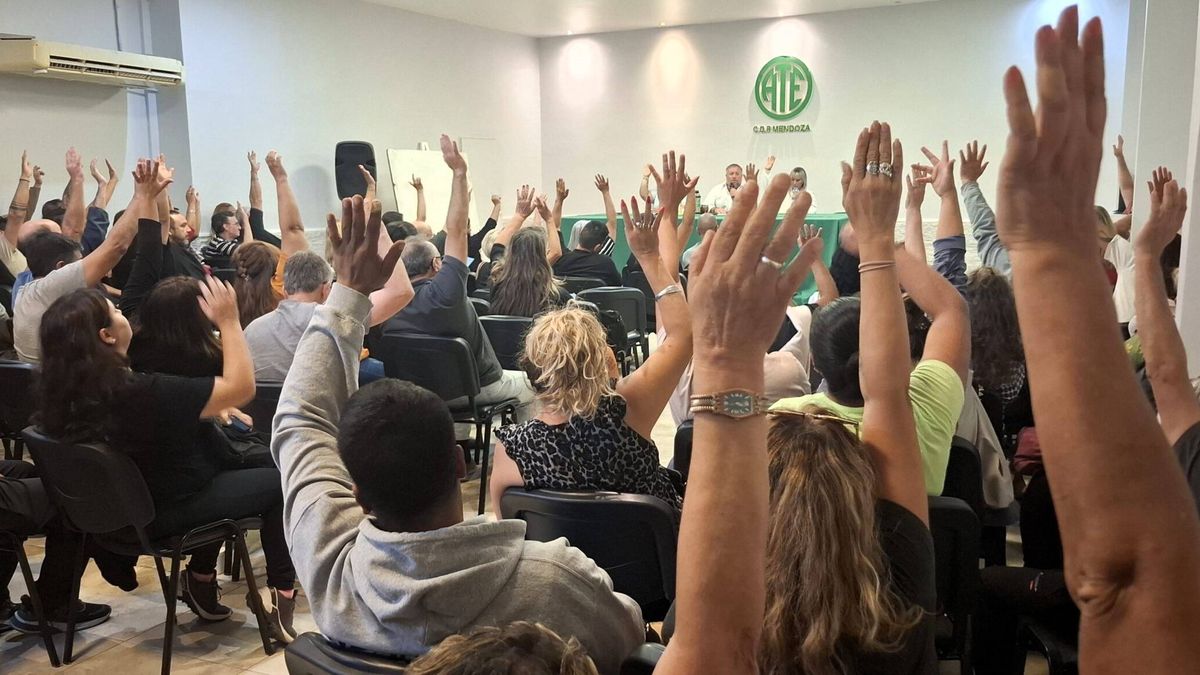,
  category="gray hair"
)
[402,237,439,277]
[283,250,333,295]
[697,213,719,234]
